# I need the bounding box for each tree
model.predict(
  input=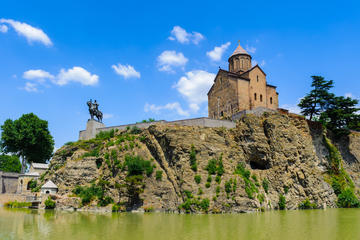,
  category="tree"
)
[298,76,334,120]
[0,113,54,173]
[320,96,360,134]
[0,155,21,173]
